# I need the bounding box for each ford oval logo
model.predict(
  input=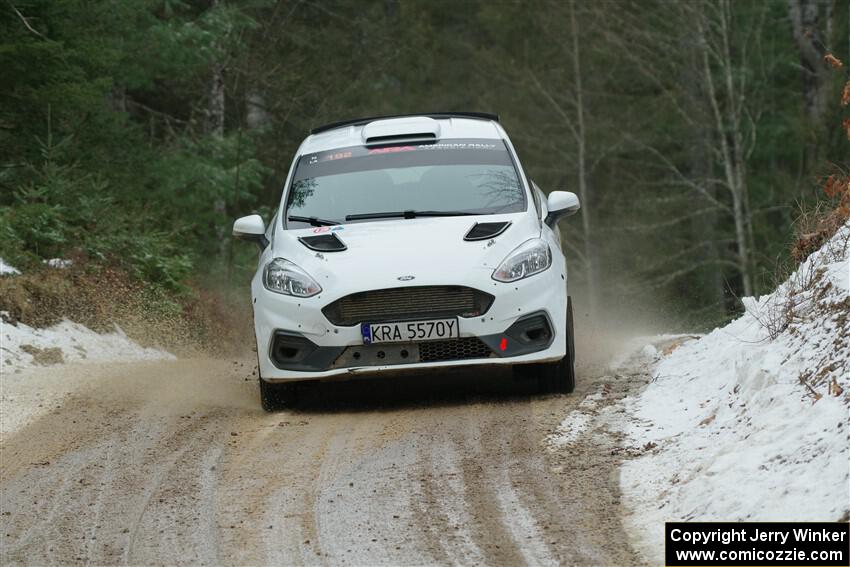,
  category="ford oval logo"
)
[397,275,415,281]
